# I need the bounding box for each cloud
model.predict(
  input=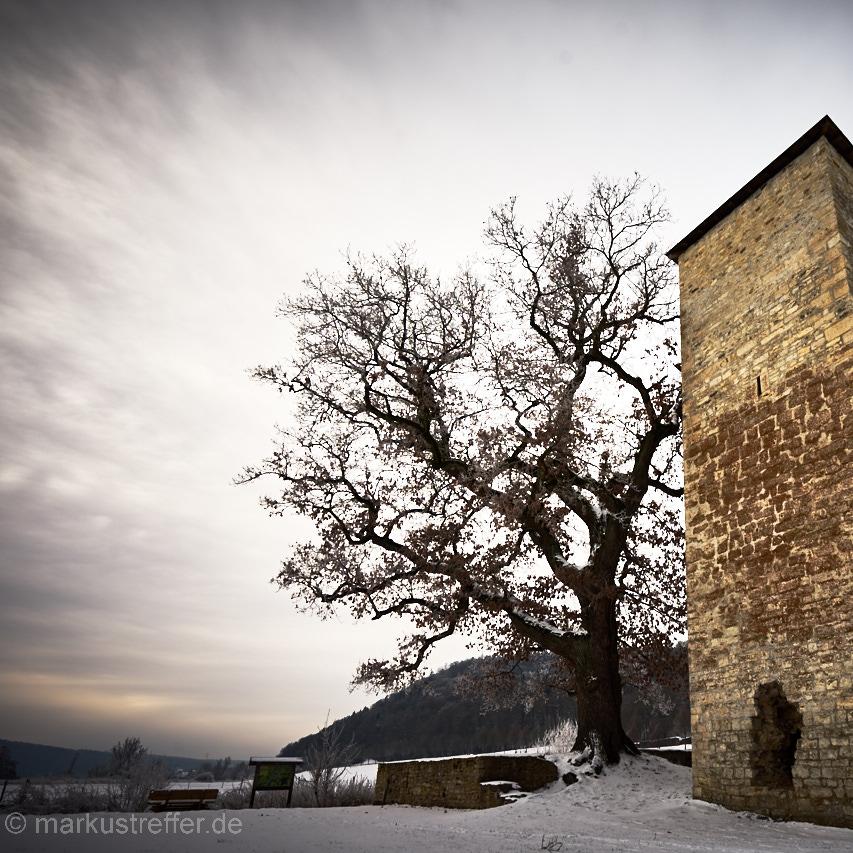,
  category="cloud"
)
[0,0,851,757]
